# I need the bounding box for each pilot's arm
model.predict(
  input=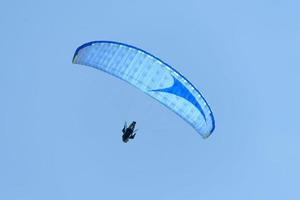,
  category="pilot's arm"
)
[122,122,127,133]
